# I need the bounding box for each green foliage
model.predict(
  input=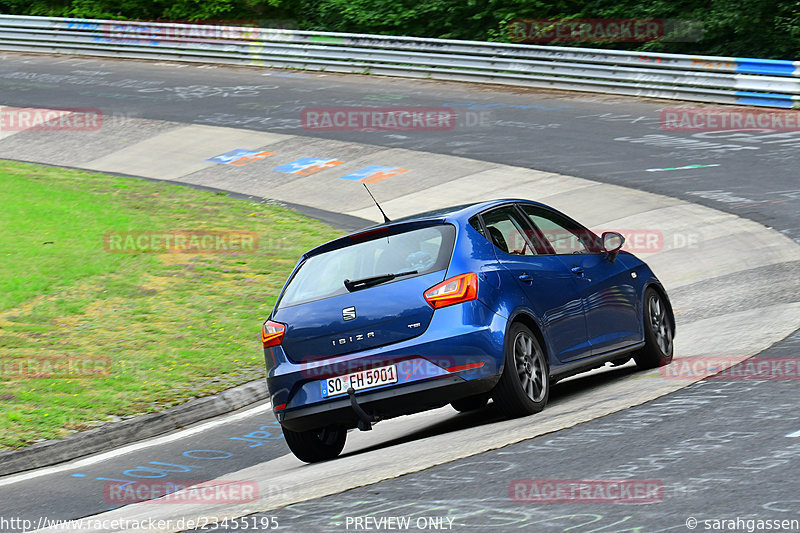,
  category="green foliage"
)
[0,0,285,21]
[0,161,341,449]
[263,0,800,58]
[0,1,798,66]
